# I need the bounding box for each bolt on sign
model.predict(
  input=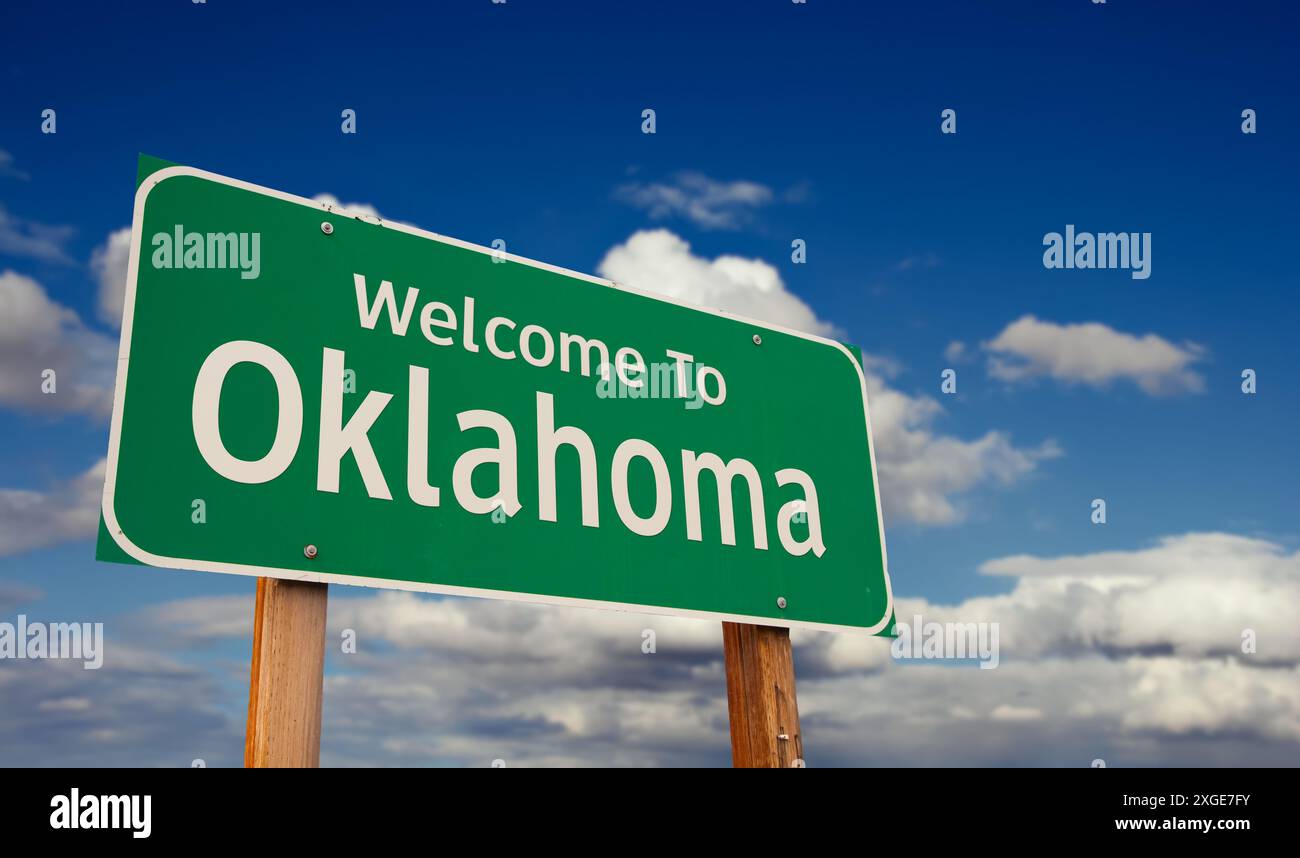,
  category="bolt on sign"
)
[97,158,895,634]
